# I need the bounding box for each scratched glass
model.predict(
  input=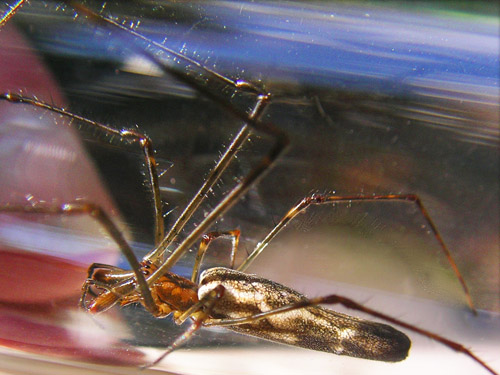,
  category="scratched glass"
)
[0,1,498,375]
